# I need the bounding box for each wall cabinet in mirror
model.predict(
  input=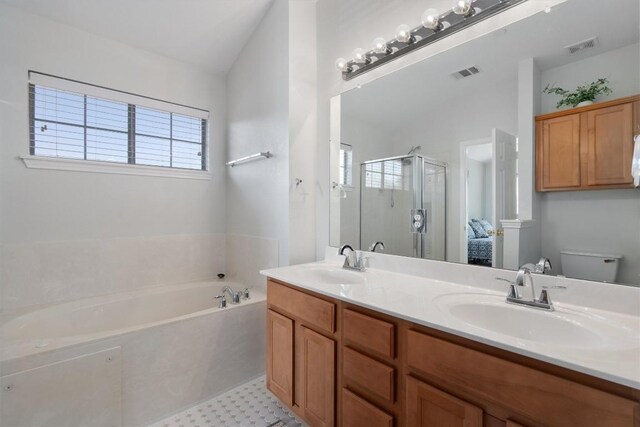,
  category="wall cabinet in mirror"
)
[536,95,639,192]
